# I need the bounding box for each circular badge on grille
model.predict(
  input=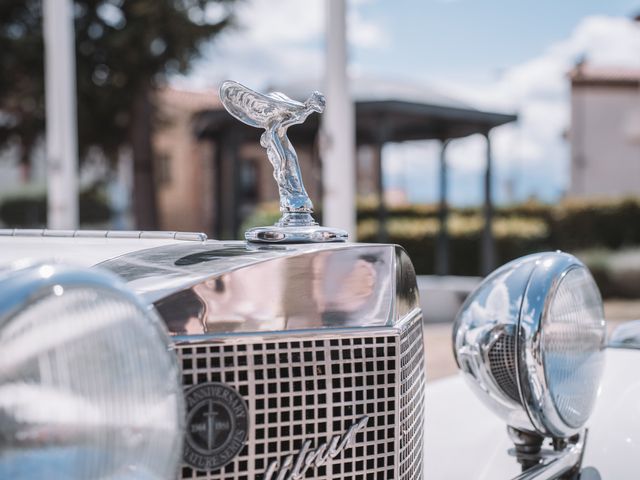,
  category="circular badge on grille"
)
[183,382,249,471]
